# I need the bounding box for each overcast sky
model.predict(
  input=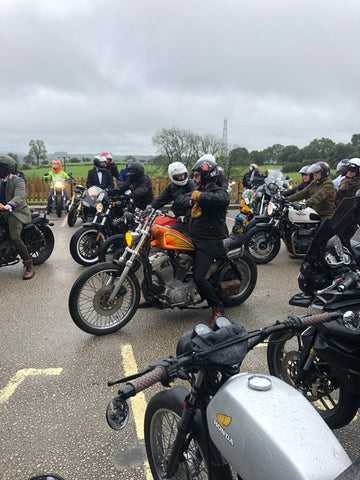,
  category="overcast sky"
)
[1,0,360,156]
